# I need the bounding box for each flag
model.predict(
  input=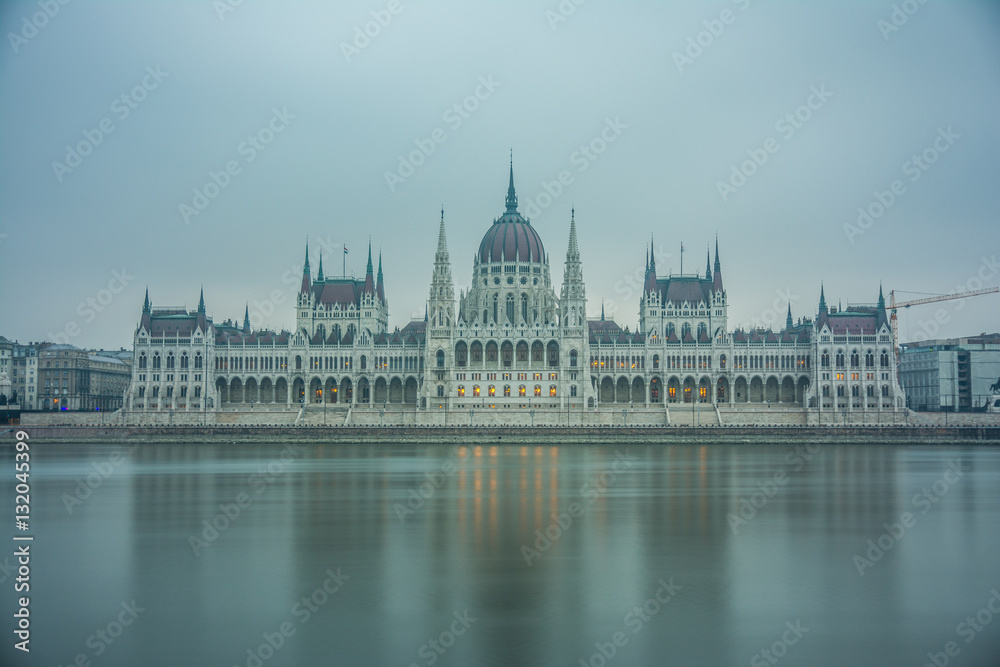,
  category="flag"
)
[344,245,349,255]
